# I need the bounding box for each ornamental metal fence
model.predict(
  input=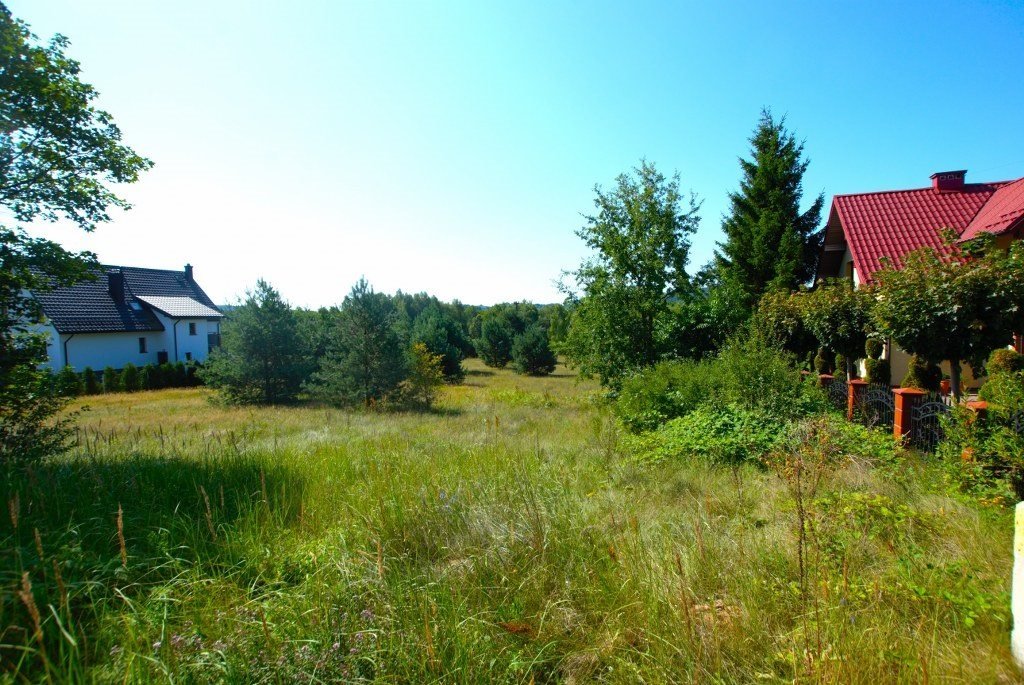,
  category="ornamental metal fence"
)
[909,392,951,452]
[854,383,896,430]
[826,379,849,413]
